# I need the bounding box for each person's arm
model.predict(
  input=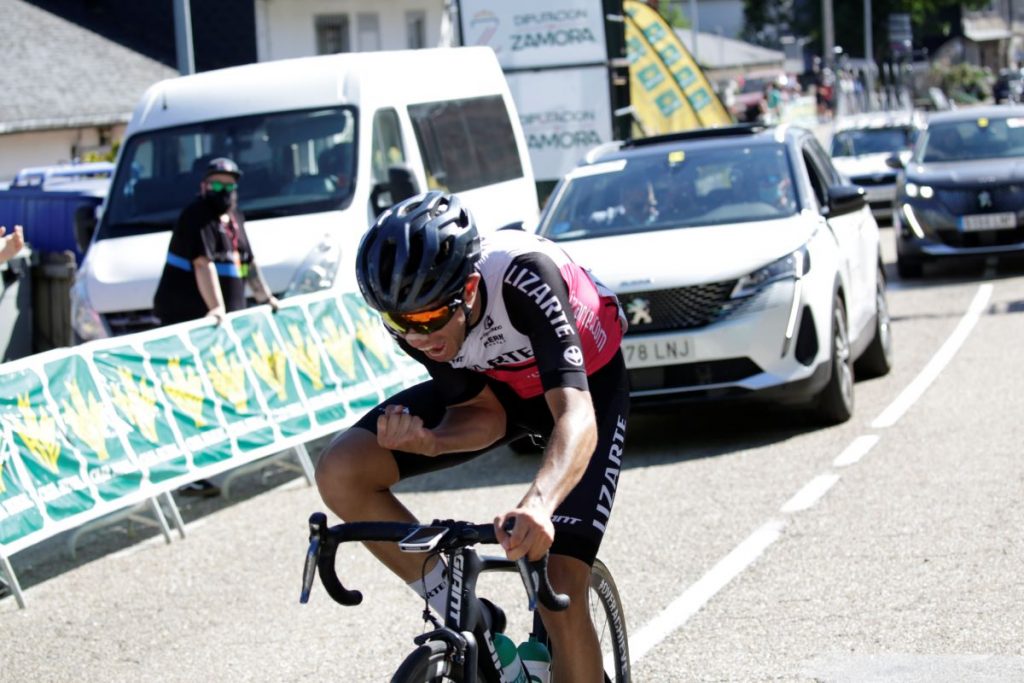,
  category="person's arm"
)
[245,261,279,311]
[192,255,226,321]
[376,383,507,456]
[498,385,597,561]
[491,251,600,560]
